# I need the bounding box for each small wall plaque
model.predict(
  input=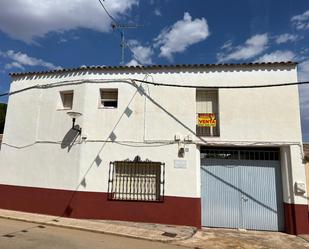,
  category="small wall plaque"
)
[174,160,187,169]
